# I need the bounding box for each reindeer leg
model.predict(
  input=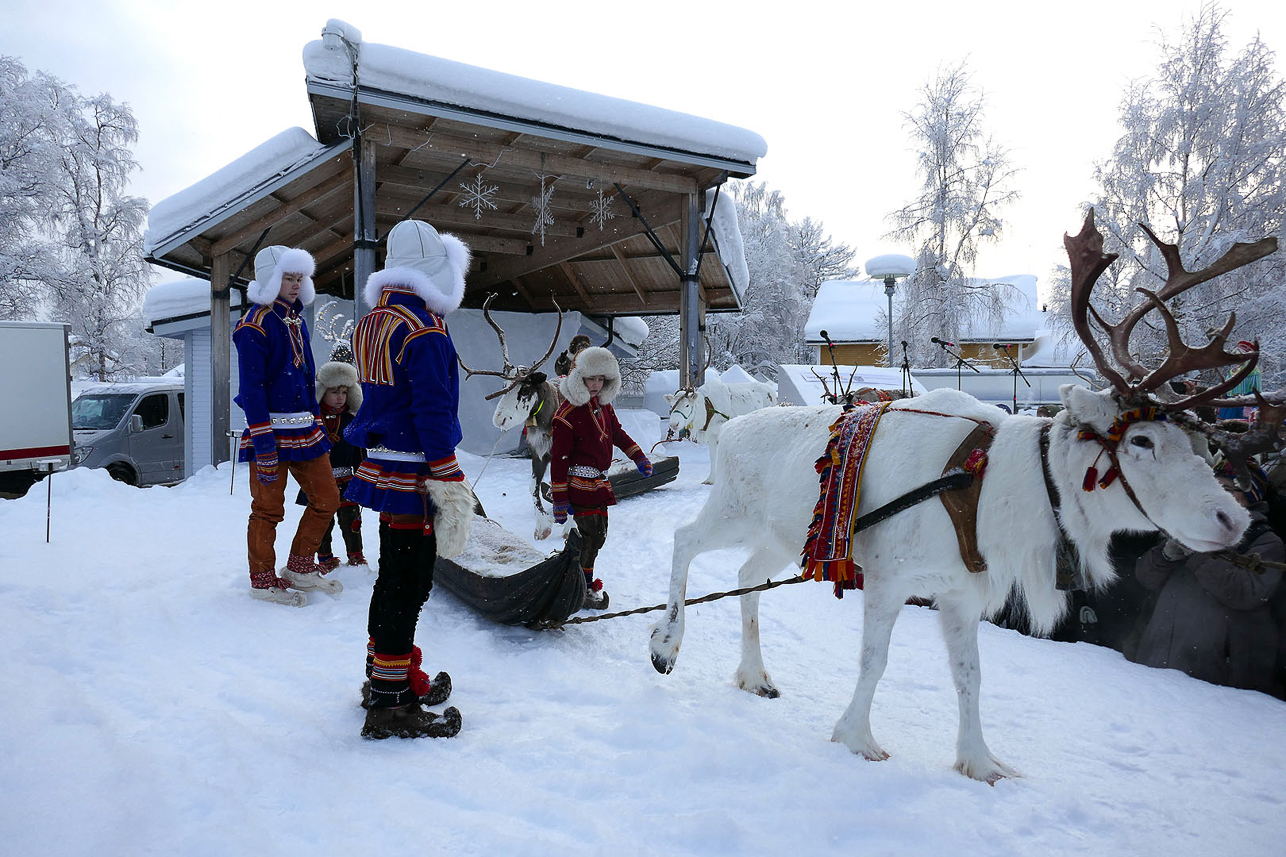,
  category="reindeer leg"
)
[831,583,904,761]
[531,453,552,541]
[733,548,788,697]
[937,595,1020,783]
[649,520,703,674]
[703,433,718,485]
